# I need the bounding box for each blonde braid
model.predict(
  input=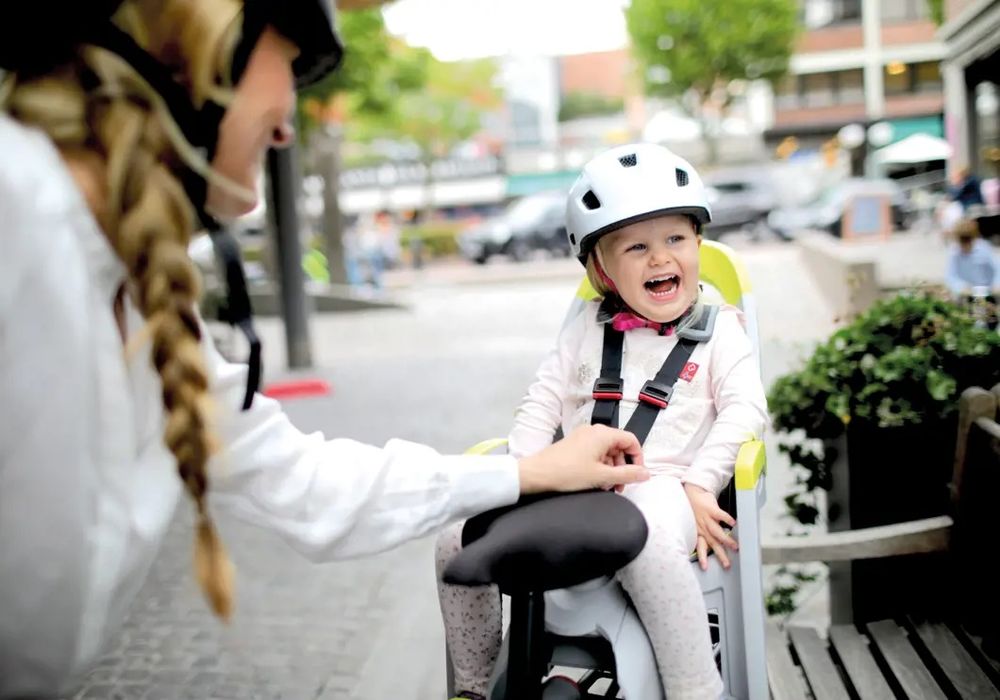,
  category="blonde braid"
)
[103,96,235,620]
[6,44,235,619]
